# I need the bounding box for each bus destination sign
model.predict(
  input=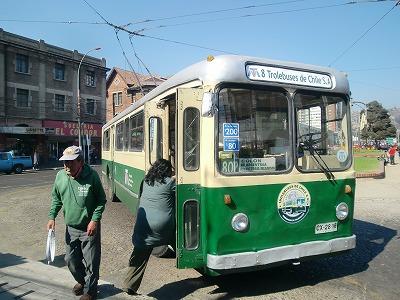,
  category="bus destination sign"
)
[246,64,333,89]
